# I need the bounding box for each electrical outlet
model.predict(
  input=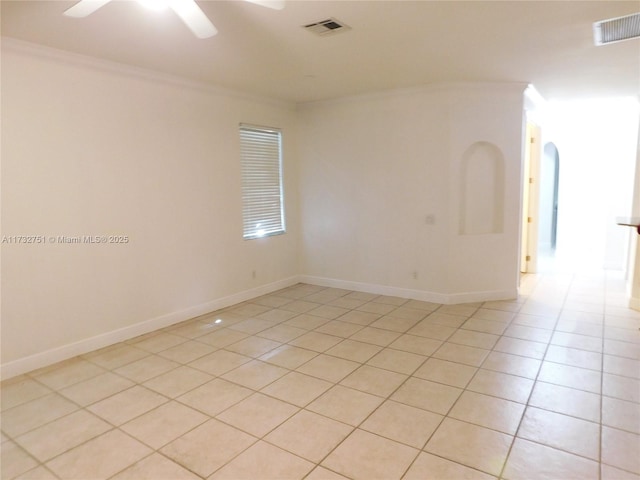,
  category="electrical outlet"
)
[252,270,256,279]
[425,214,435,225]
[412,271,418,279]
